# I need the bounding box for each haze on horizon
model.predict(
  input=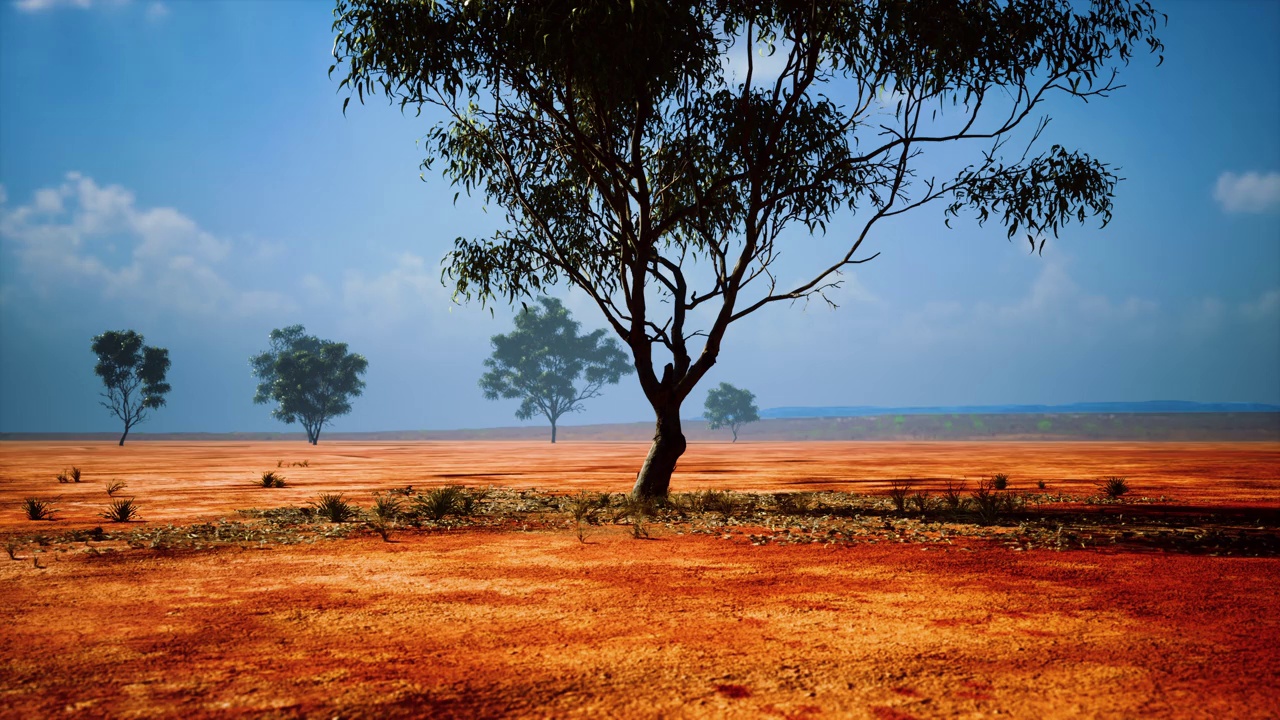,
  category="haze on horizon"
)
[1,0,1278,434]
